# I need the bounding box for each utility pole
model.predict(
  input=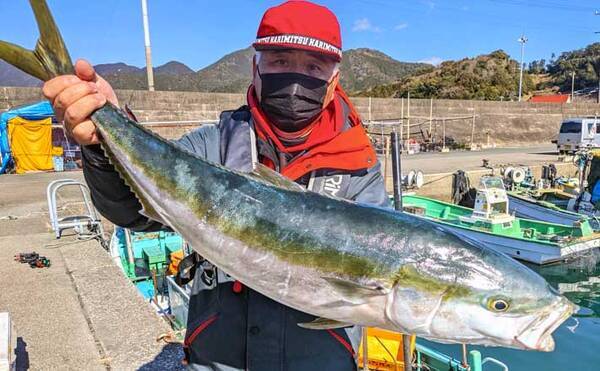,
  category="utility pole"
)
[571,71,576,103]
[141,0,155,91]
[428,98,433,140]
[517,35,528,102]
[400,98,404,141]
[470,112,476,150]
[407,92,411,142]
